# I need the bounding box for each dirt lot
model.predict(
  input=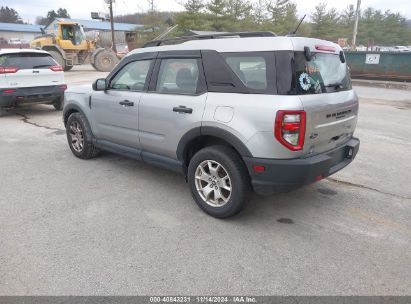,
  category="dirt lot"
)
[0,65,410,295]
